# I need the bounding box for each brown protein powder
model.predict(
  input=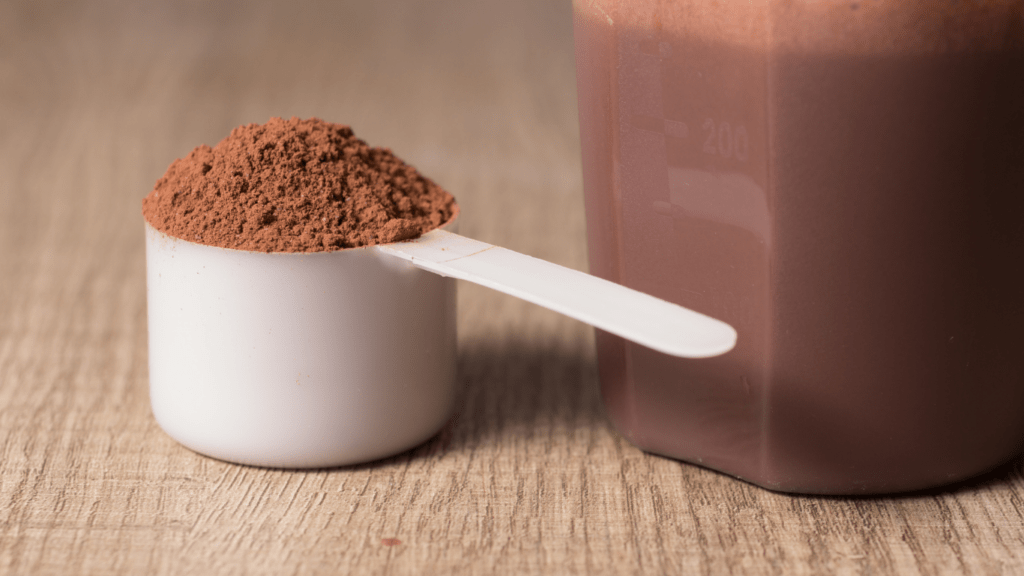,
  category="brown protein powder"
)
[142,117,457,252]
